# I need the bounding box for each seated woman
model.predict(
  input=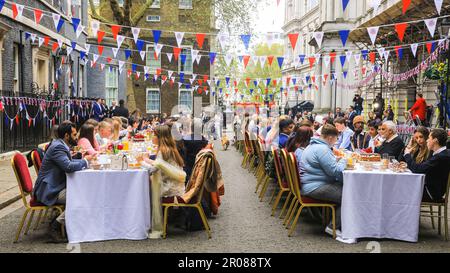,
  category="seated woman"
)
[137,125,187,238]
[399,126,430,163]
[77,124,99,156]
[300,124,352,244]
[404,129,450,202]
[286,126,313,174]
[374,121,405,160]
